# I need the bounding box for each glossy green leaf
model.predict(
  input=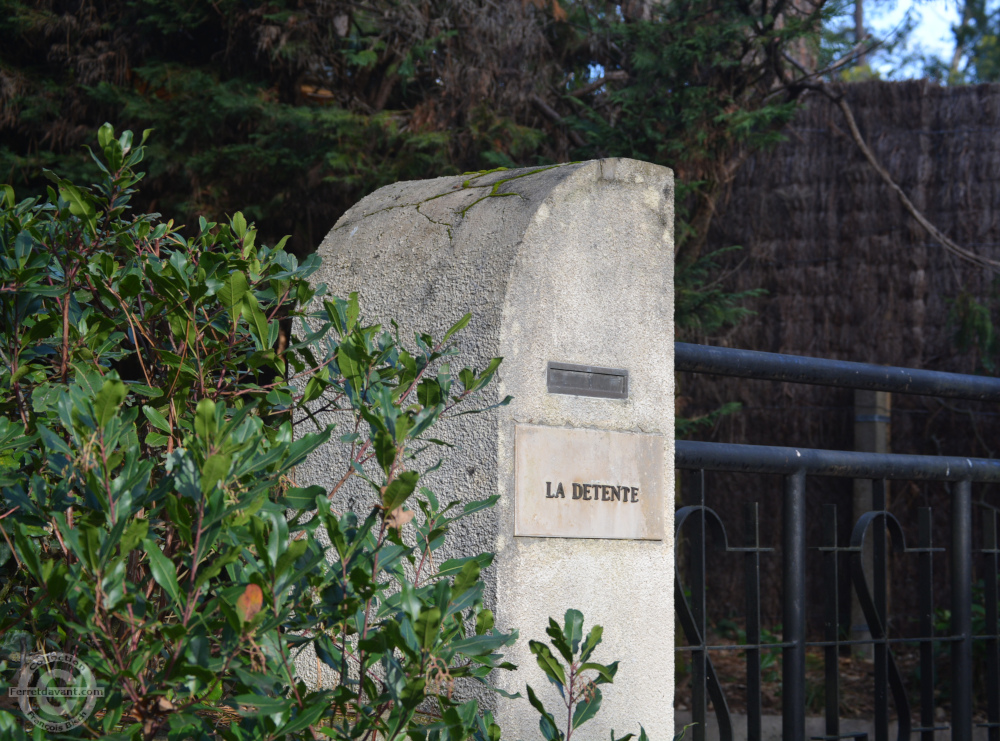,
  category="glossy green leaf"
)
[452,559,480,597]
[143,539,182,607]
[194,398,217,441]
[572,686,602,729]
[528,640,566,688]
[580,660,619,685]
[275,701,327,737]
[382,470,419,511]
[374,429,396,475]
[201,453,231,493]
[58,183,96,232]
[231,211,248,238]
[219,270,249,310]
[579,624,604,663]
[450,632,514,657]
[121,520,148,554]
[546,616,573,664]
[242,294,269,347]
[443,312,471,343]
[142,405,171,433]
[526,685,562,741]
[475,609,494,635]
[346,291,360,331]
[277,485,325,509]
[94,377,127,426]
[415,606,441,650]
[564,608,584,653]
